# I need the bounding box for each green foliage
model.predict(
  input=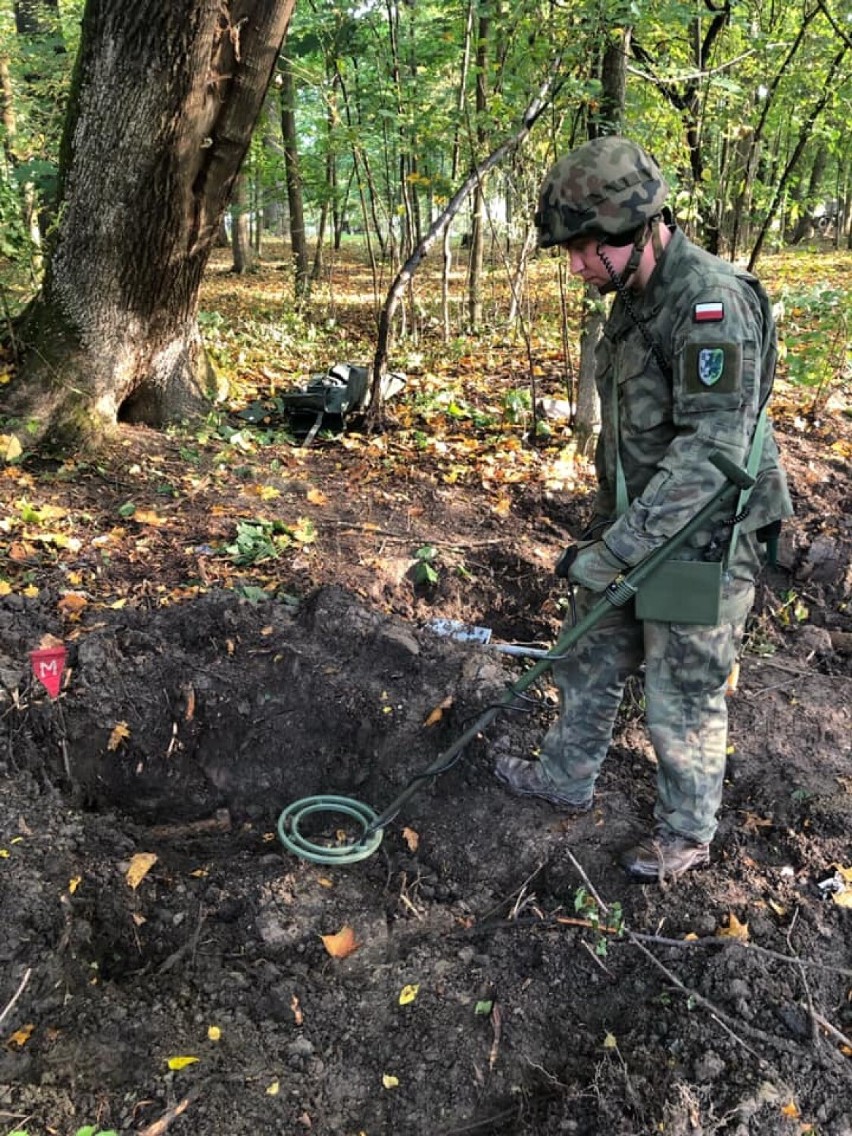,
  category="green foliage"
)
[573,886,624,957]
[413,543,439,585]
[781,285,851,414]
[8,1129,117,1136]
[222,518,294,566]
